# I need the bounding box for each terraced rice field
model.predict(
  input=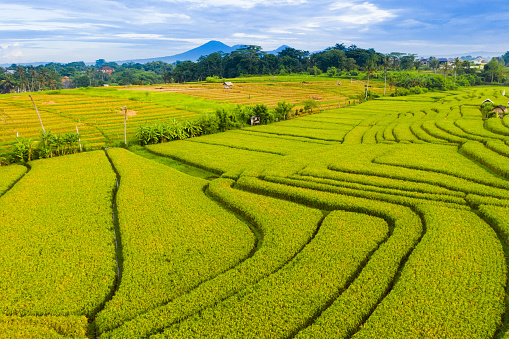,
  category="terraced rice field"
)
[0,77,381,154]
[0,93,201,151]
[2,85,509,338]
[124,76,385,109]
